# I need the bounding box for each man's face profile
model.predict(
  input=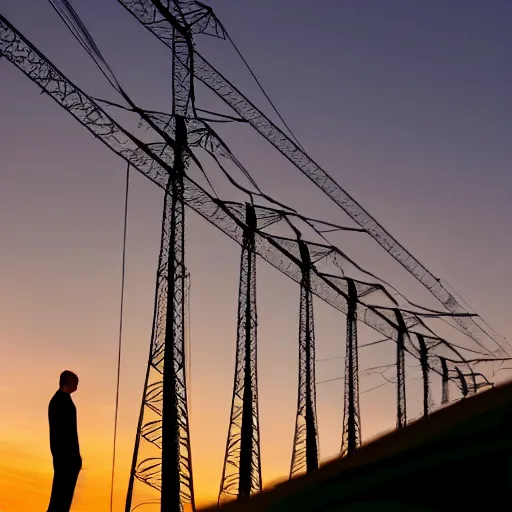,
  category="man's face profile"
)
[66,378,78,394]
[60,371,79,394]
